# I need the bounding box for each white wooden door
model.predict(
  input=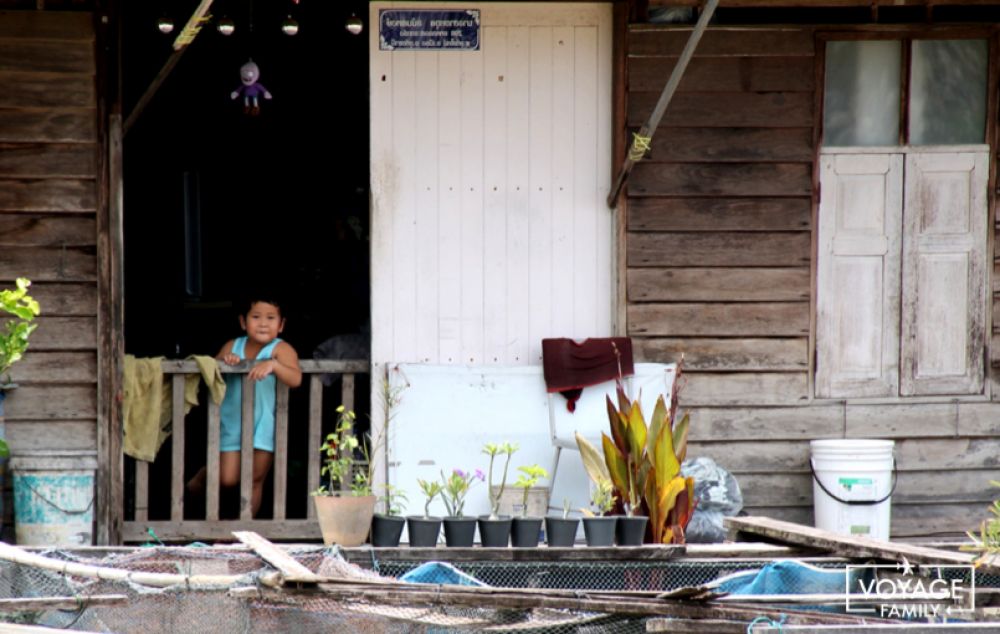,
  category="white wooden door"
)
[816,153,903,398]
[369,2,614,367]
[900,151,989,396]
